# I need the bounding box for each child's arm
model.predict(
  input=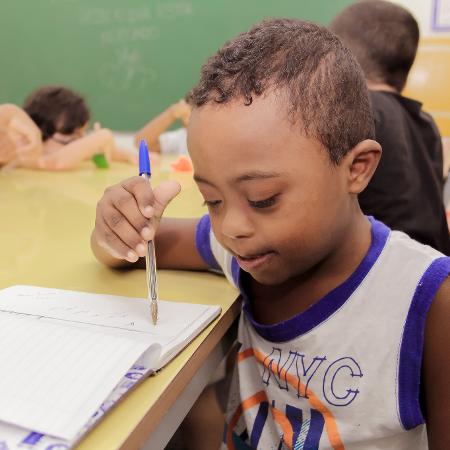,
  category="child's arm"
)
[91,176,209,270]
[92,121,137,165]
[111,146,138,165]
[32,128,114,171]
[134,99,191,151]
[423,276,450,449]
